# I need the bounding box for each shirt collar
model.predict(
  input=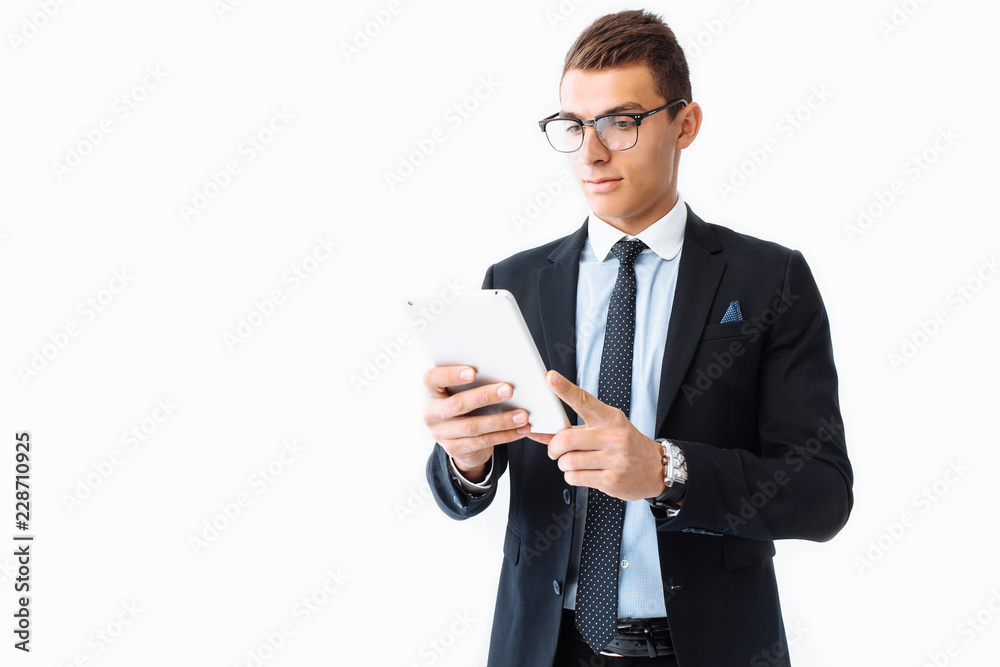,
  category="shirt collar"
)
[586,192,686,263]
